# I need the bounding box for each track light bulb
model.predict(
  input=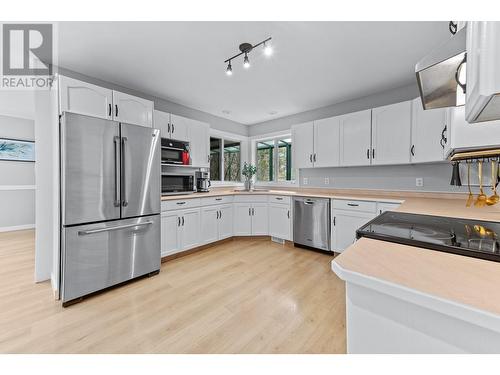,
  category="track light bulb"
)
[263,43,273,57]
[226,61,233,76]
[243,53,250,69]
